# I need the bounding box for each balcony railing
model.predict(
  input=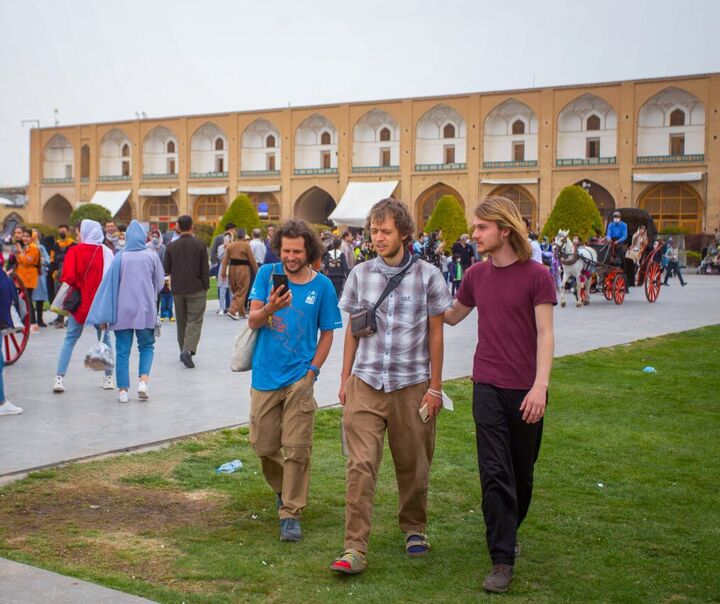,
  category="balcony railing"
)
[293,167,338,176]
[42,177,74,184]
[636,154,704,164]
[80,177,89,183]
[143,173,179,180]
[352,165,400,173]
[98,175,131,182]
[483,160,538,169]
[414,162,466,172]
[240,170,281,177]
[189,171,228,179]
[556,157,616,167]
